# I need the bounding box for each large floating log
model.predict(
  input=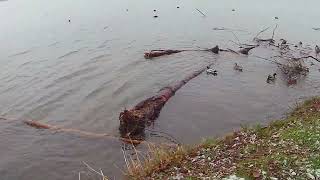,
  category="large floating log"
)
[119,63,213,139]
